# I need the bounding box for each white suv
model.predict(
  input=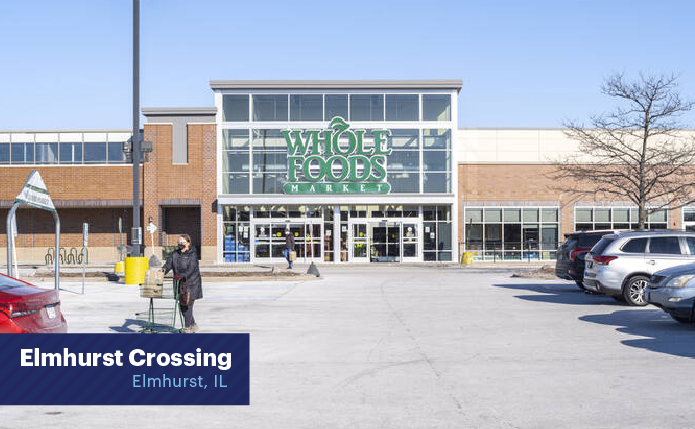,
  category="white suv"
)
[583,230,695,305]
